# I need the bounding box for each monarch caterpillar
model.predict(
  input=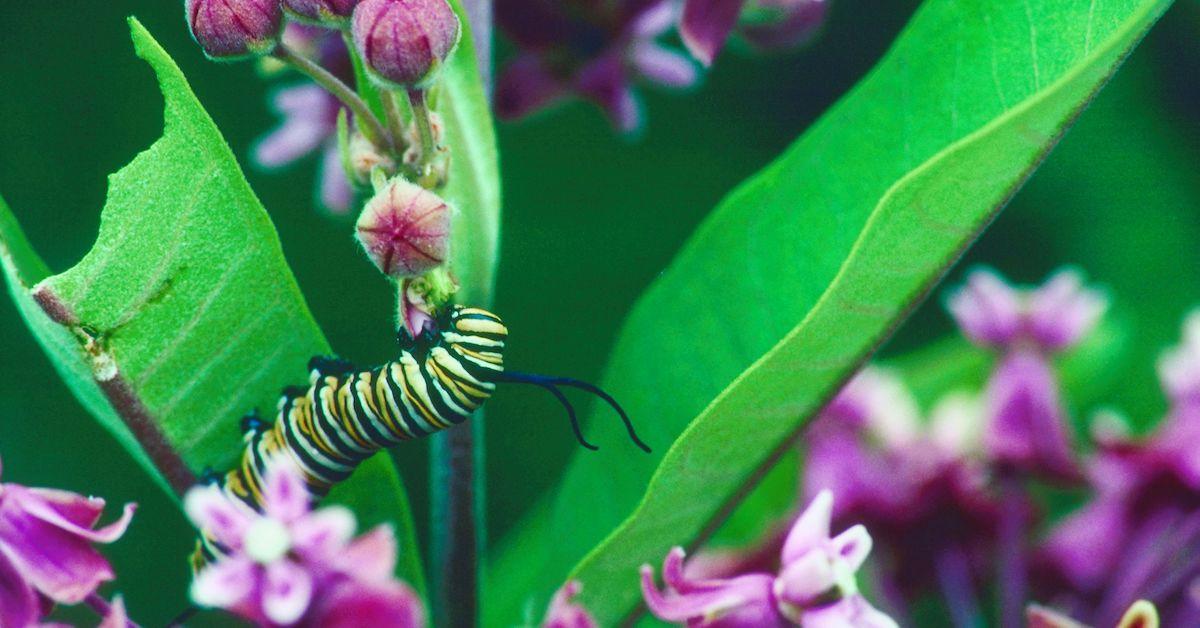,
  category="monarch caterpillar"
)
[192,305,649,569]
